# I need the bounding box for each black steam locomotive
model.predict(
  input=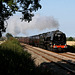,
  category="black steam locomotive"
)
[19,30,67,51]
